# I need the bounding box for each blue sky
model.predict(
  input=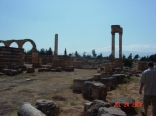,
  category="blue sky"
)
[0,0,156,57]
